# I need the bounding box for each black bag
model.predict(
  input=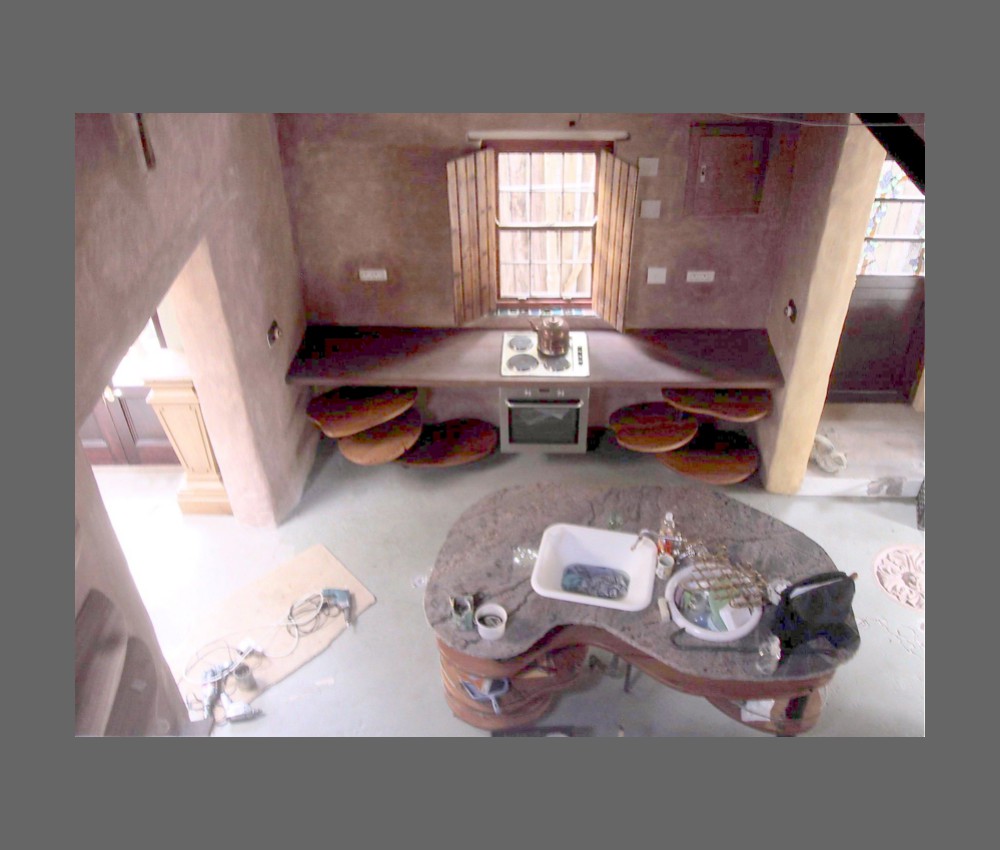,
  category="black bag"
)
[772,571,859,662]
